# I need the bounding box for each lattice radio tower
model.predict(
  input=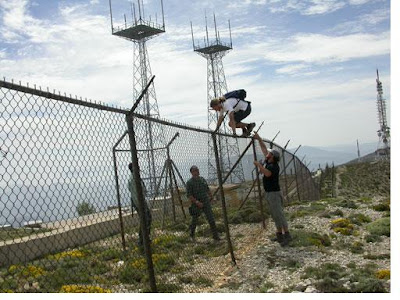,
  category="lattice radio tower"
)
[191,15,245,184]
[375,69,390,156]
[109,0,166,195]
